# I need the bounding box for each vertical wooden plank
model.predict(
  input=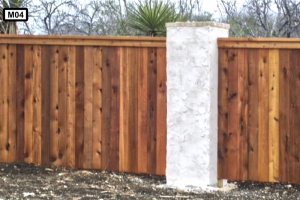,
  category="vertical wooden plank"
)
[49,46,59,166]
[75,46,84,168]
[279,50,290,182]
[248,49,259,181]
[227,49,239,180]
[0,44,8,162]
[147,48,157,174]
[109,47,120,171]
[119,47,129,172]
[67,46,76,168]
[268,49,279,182]
[57,46,69,166]
[92,46,102,169]
[24,45,34,163]
[156,47,166,175]
[237,49,249,180]
[83,46,94,169]
[137,47,148,173]
[41,45,51,165]
[257,49,269,182]
[7,44,17,162]
[101,47,111,170]
[16,45,25,161]
[128,47,138,173]
[218,49,229,179]
[289,50,300,183]
[32,45,42,164]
